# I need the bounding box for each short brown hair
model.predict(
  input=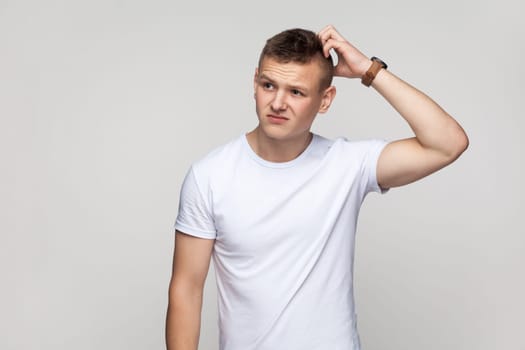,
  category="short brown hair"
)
[258,28,334,90]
